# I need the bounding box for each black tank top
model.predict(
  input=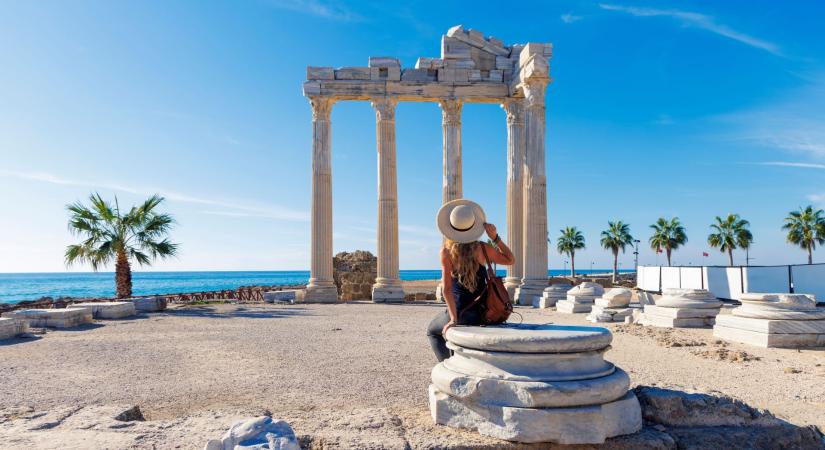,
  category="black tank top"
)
[451,264,487,312]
